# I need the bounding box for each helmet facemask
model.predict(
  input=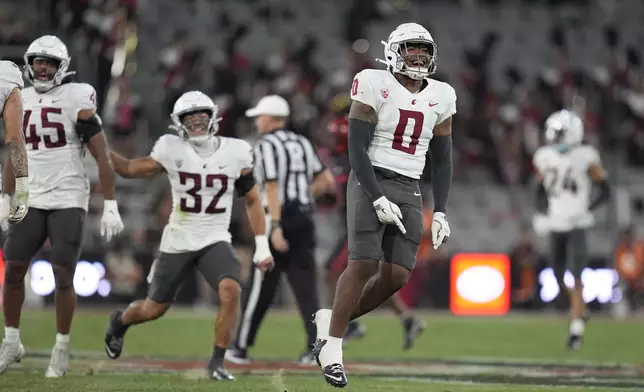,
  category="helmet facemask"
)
[24,54,72,92]
[398,40,436,80]
[379,39,437,80]
[171,108,221,145]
